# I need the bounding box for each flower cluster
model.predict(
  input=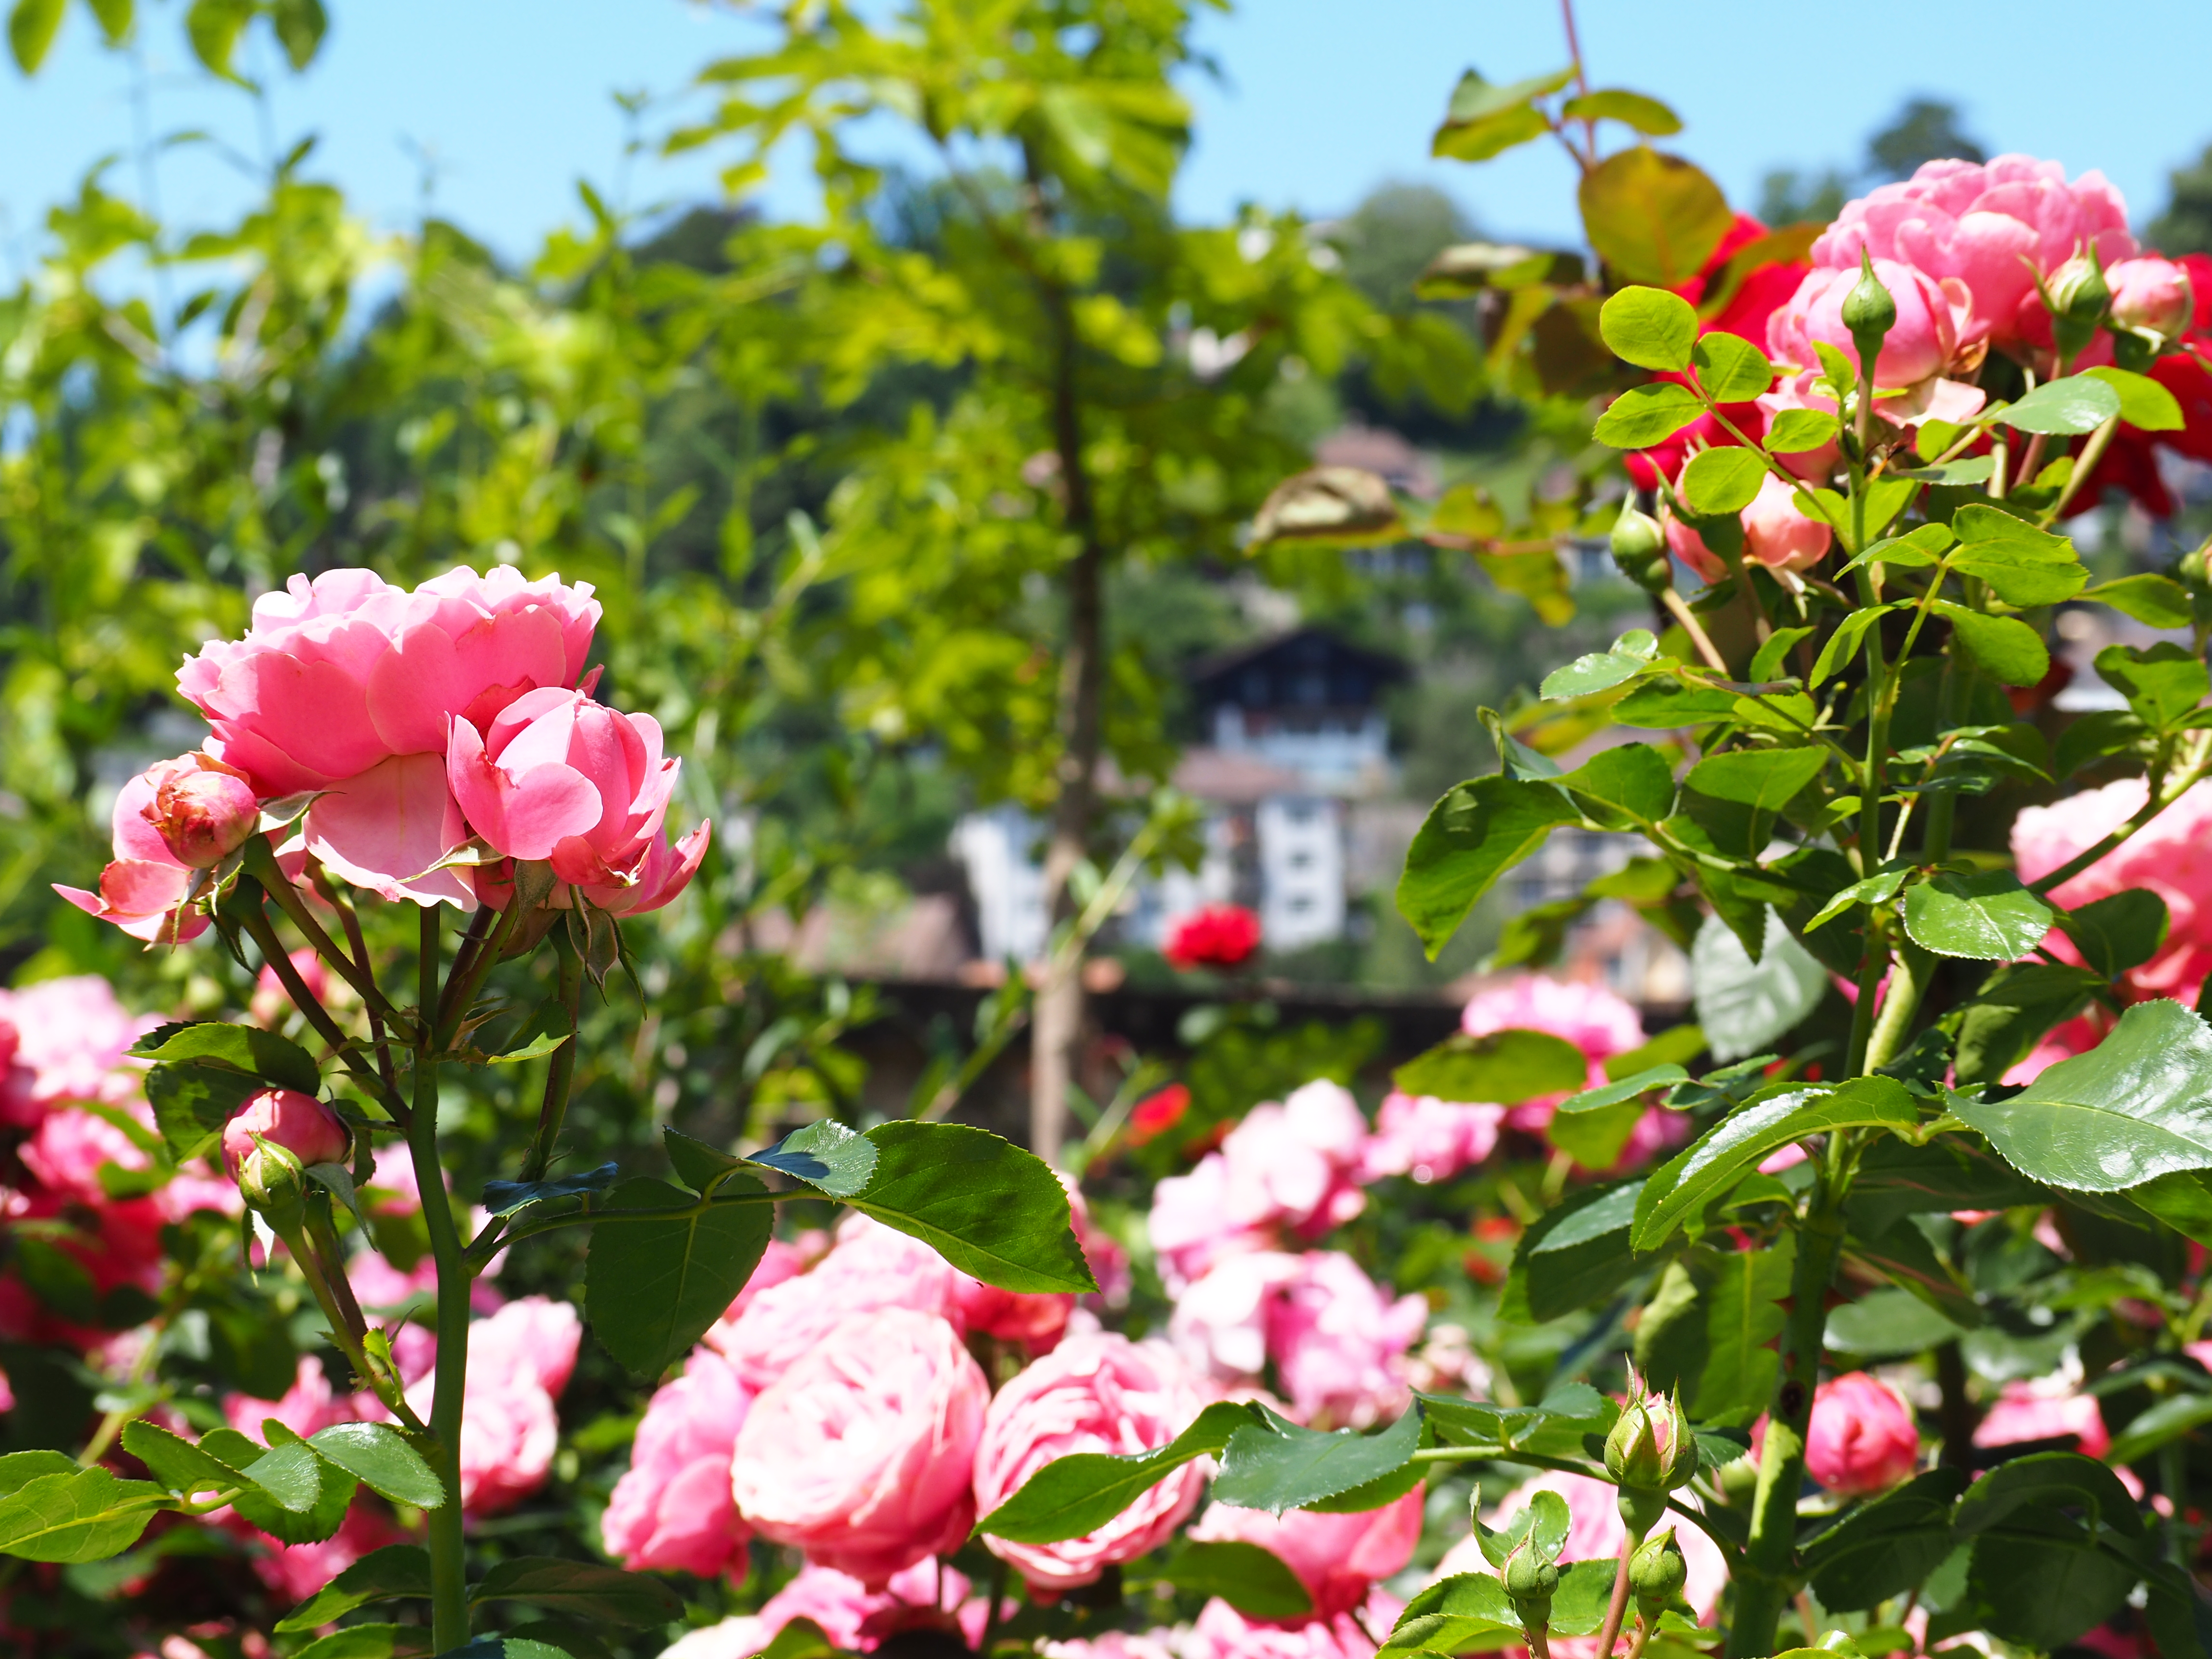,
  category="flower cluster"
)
[58,565,709,942]
[1163,903,1263,972]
